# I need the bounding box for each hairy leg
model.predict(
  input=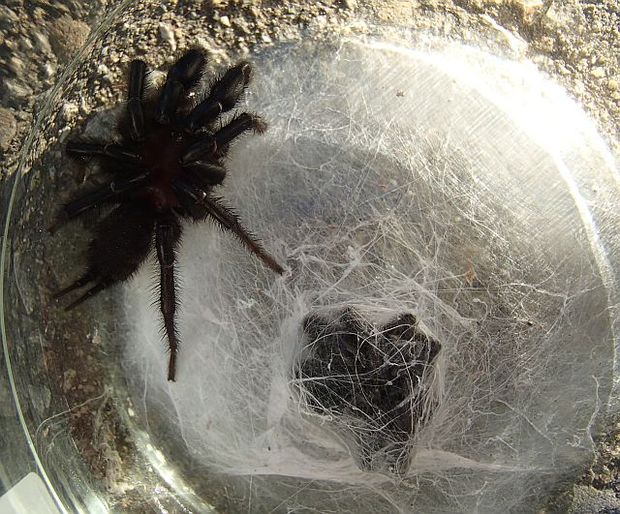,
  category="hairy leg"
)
[156,49,205,125]
[127,59,146,142]
[203,195,284,274]
[213,113,266,154]
[154,215,182,381]
[182,113,266,164]
[185,61,253,133]
[171,178,283,274]
[182,161,227,186]
[50,172,150,232]
[66,141,142,165]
